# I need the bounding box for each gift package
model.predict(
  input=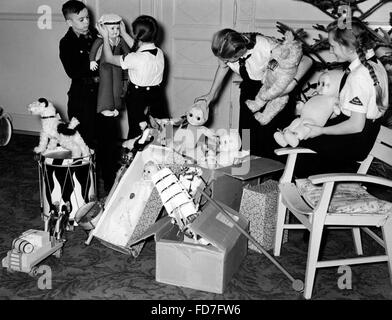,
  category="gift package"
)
[239,180,288,252]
